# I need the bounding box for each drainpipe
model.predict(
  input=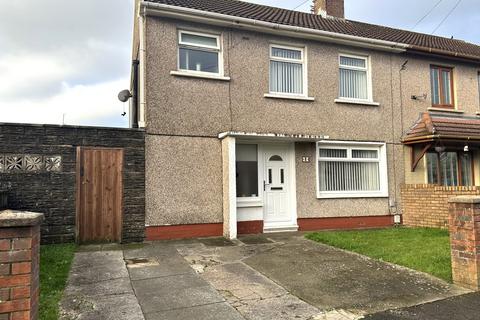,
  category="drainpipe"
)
[131,59,139,128]
[138,4,147,128]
